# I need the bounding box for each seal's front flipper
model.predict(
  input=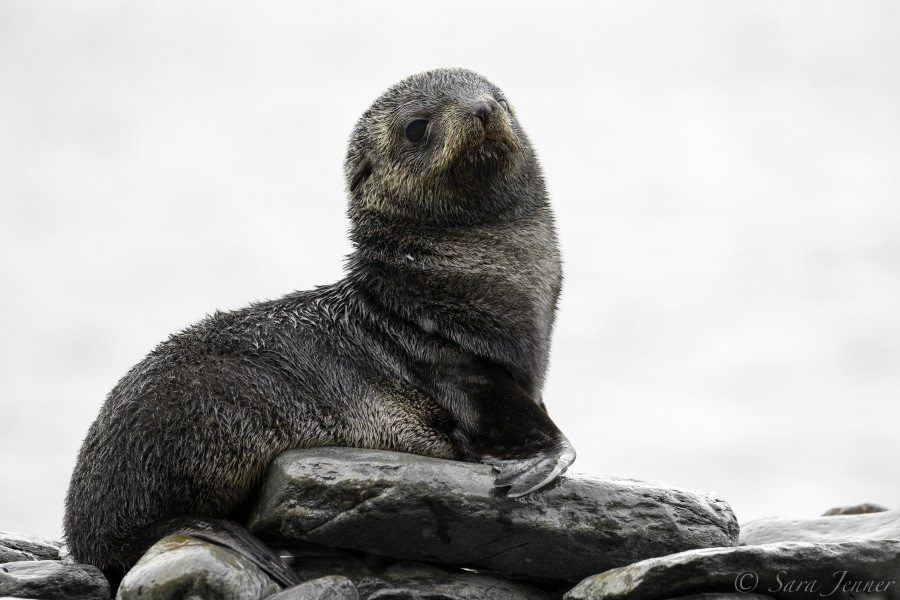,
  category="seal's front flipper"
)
[485,435,576,497]
[415,352,576,497]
